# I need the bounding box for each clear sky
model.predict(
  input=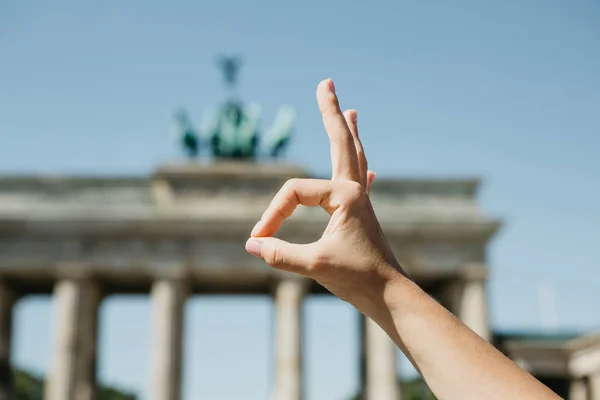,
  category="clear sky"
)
[1,1,600,399]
